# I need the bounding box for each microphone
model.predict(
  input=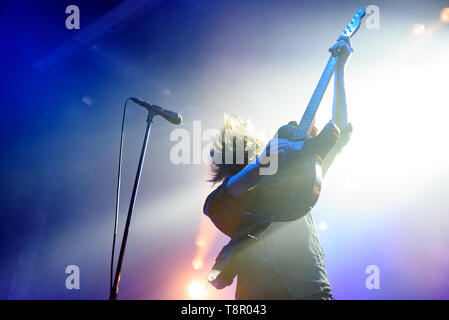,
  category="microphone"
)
[130,97,182,125]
